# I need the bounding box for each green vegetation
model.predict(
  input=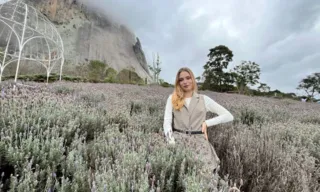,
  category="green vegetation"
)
[148,52,162,84]
[104,67,117,83]
[297,72,320,101]
[116,68,144,85]
[1,74,82,83]
[200,45,320,102]
[1,60,156,86]
[88,60,107,82]
[202,45,234,92]
[201,45,262,94]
